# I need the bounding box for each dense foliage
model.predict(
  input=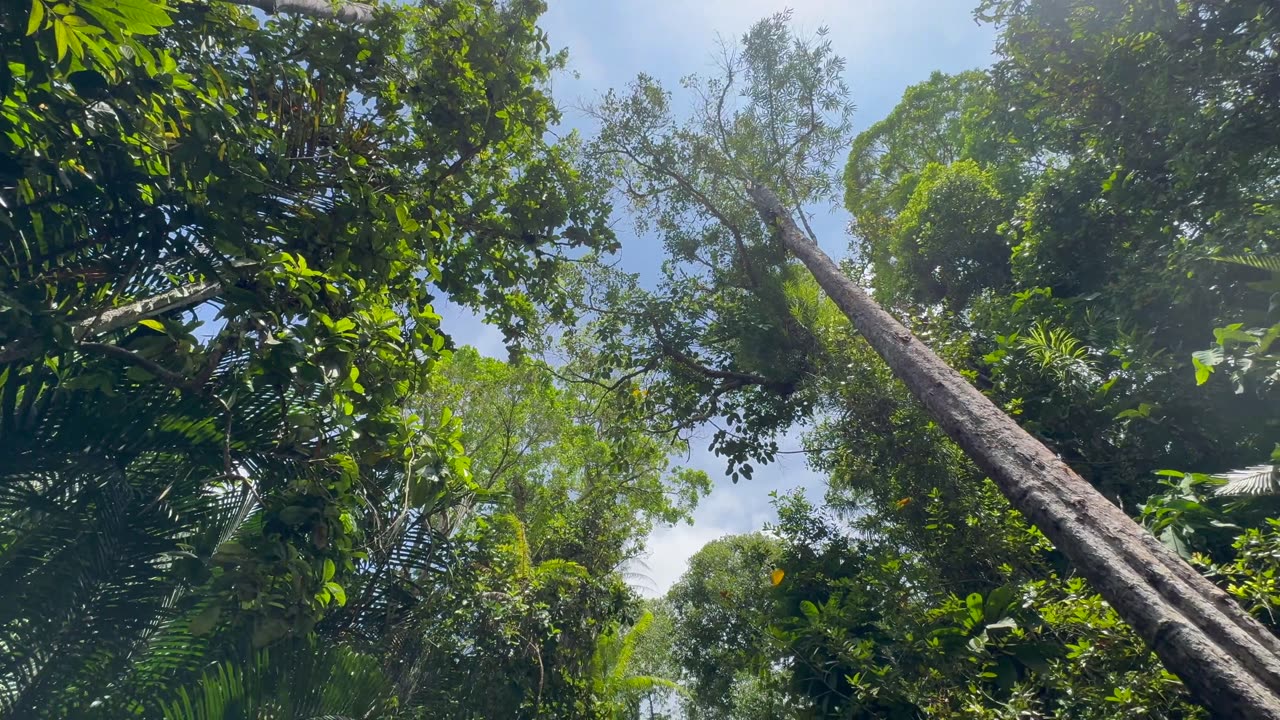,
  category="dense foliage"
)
[3,0,1279,717]
[0,0,676,717]
[575,2,1279,719]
